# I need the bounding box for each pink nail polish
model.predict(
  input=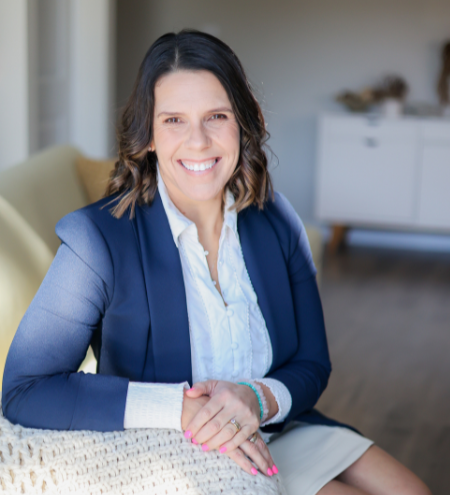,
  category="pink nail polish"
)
[188,387,196,391]
[251,467,258,476]
[201,444,209,452]
[267,468,273,476]
[191,438,198,445]
[272,464,278,474]
[184,430,192,439]
[219,446,227,454]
